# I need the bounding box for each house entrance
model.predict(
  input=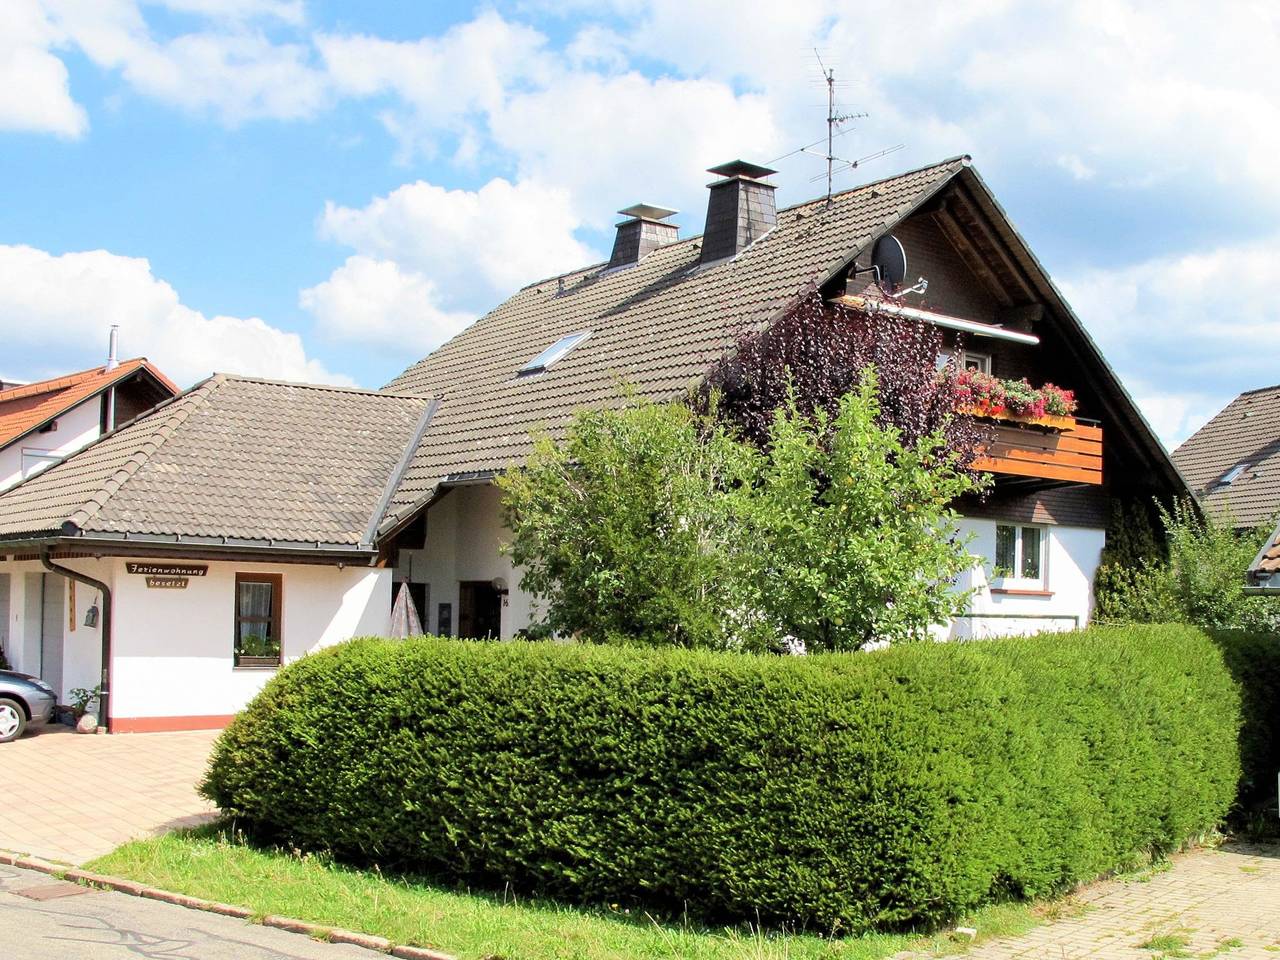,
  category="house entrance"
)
[458,581,501,639]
